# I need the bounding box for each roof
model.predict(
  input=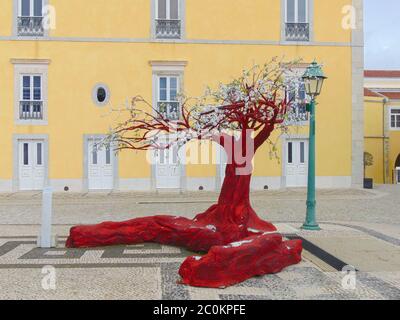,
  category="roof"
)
[364,88,400,100]
[380,92,400,100]
[364,88,382,97]
[365,70,400,78]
